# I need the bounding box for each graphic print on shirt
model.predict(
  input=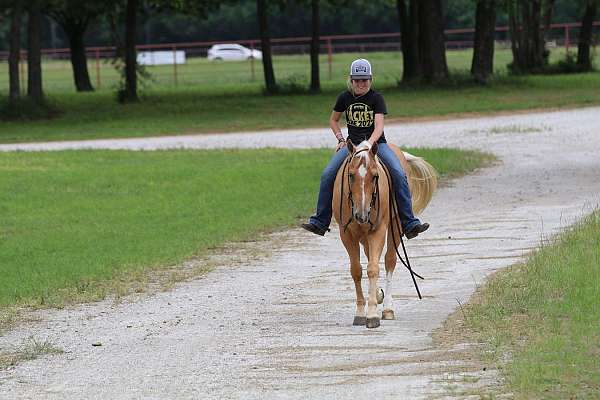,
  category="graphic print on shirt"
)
[346,103,374,128]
